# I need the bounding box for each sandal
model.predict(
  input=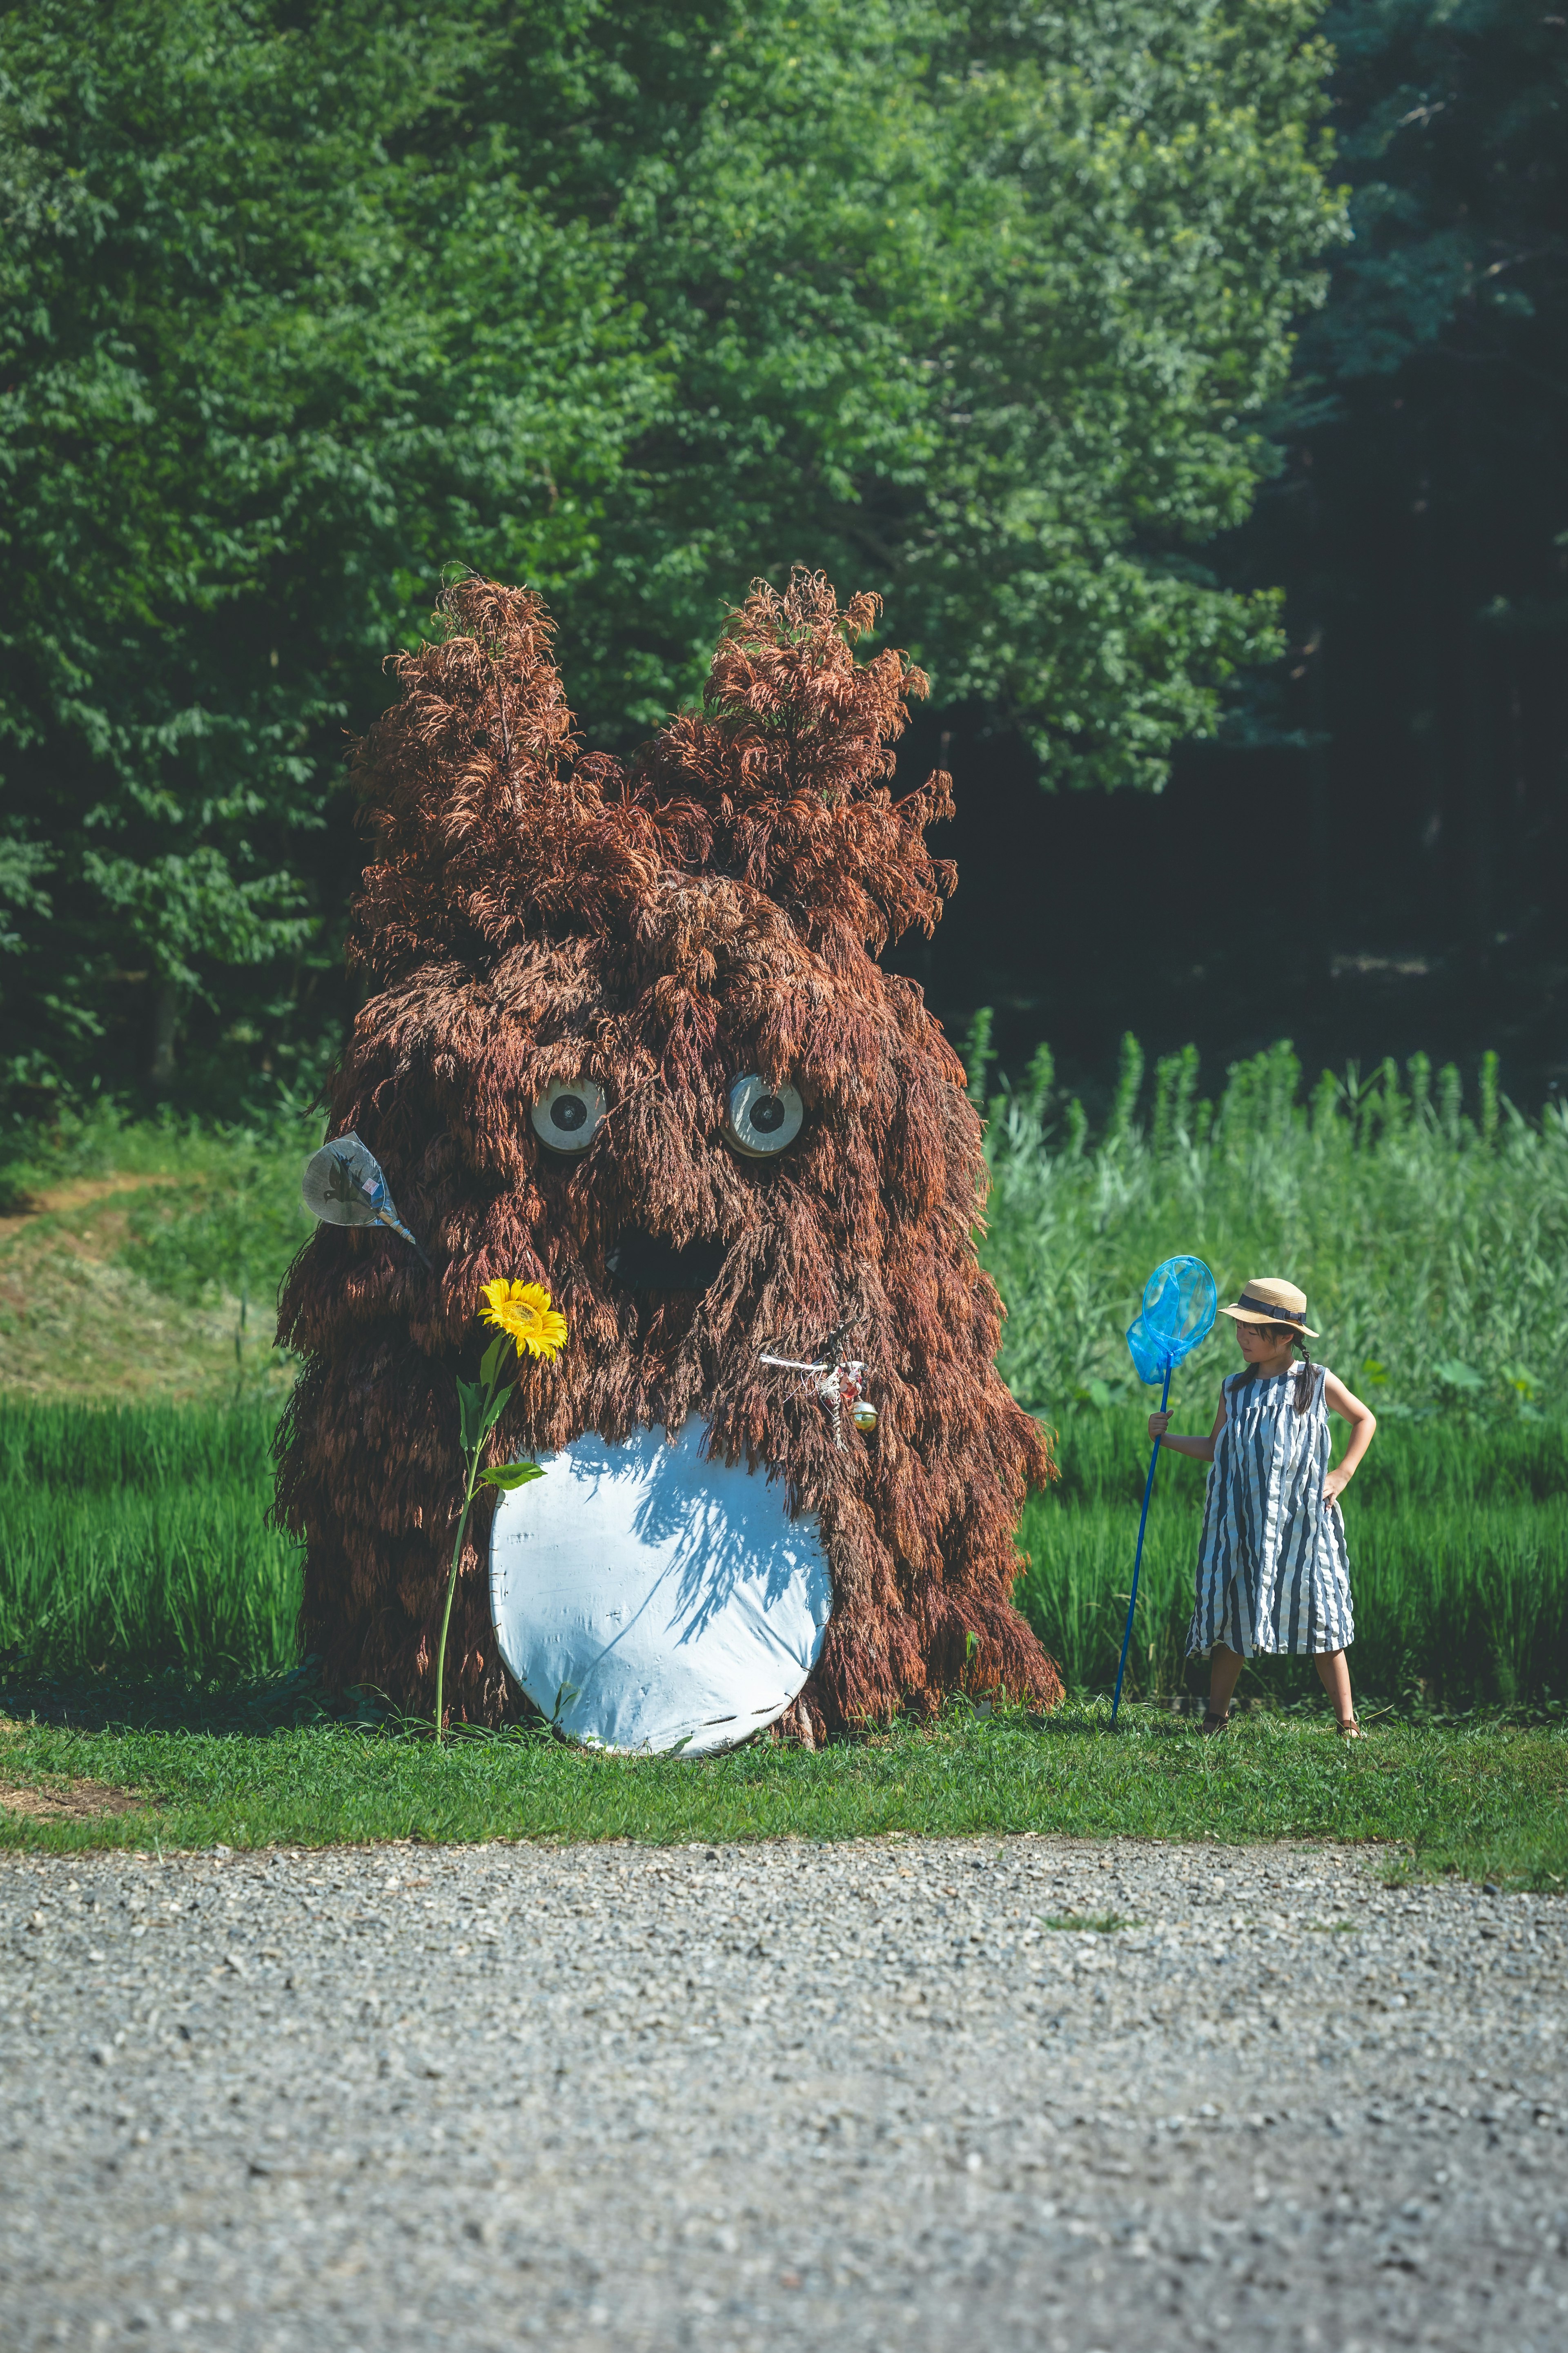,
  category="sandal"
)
[1337,1717,1364,1740]
[1200,1708,1231,1736]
